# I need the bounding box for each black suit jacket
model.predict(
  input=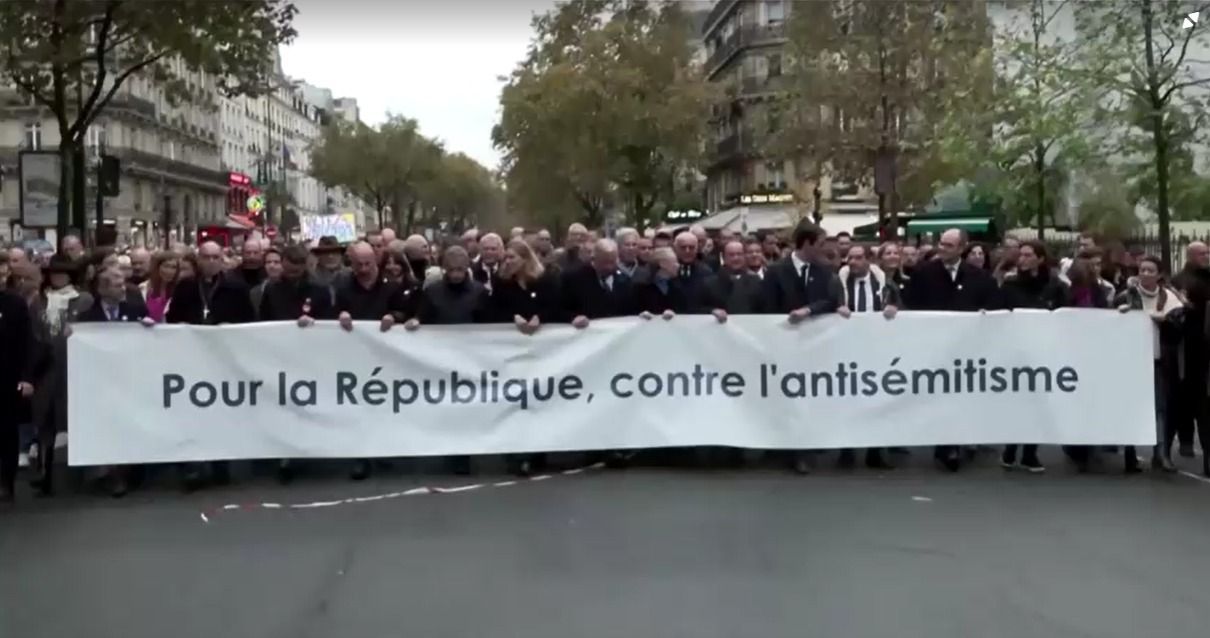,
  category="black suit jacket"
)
[704,270,765,314]
[76,297,149,323]
[561,267,636,320]
[471,261,502,286]
[0,291,32,393]
[260,276,337,322]
[166,274,255,325]
[634,277,697,315]
[480,274,562,323]
[761,256,842,315]
[910,260,999,311]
